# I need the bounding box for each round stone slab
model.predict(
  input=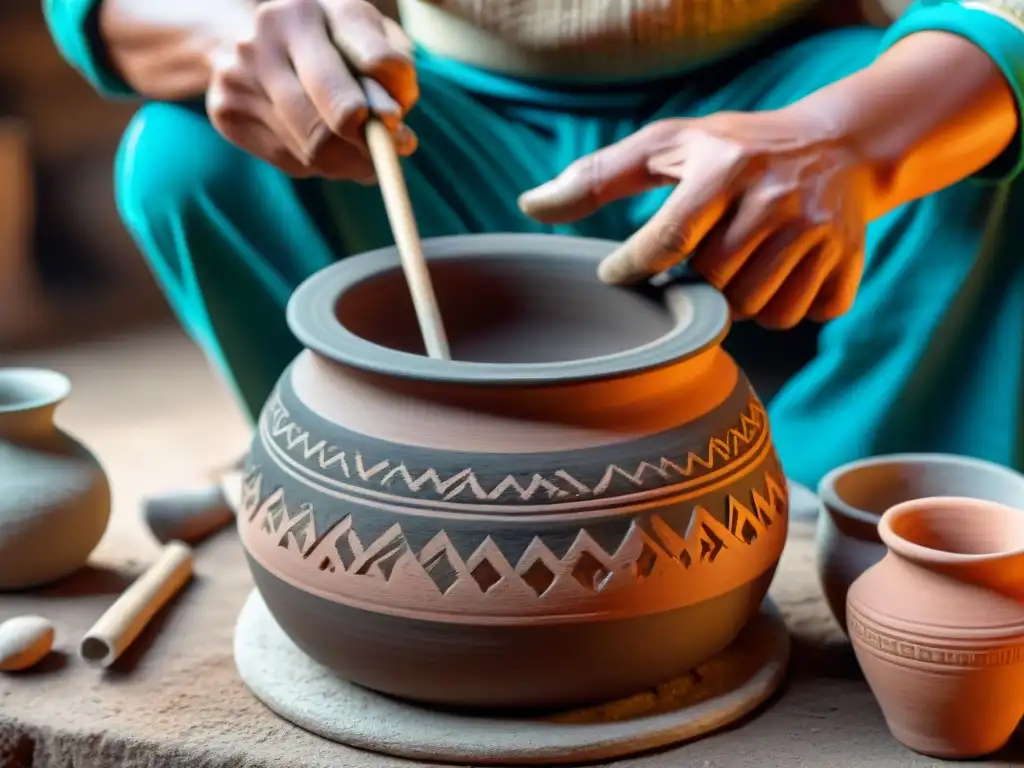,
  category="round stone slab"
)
[234,590,790,765]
